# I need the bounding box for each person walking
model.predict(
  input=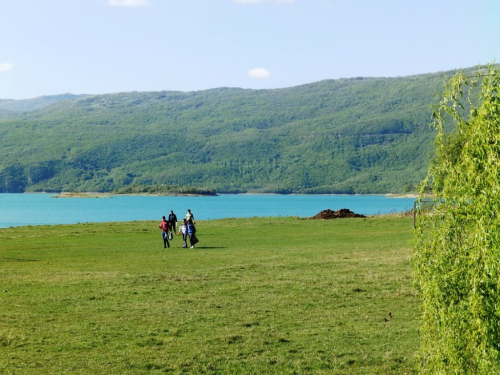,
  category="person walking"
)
[158,216,170,248]
[178,218,188,248]
[168,210,178,236]
[185,209,195,223]
[187,219,198,248]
